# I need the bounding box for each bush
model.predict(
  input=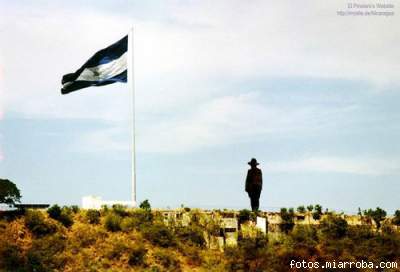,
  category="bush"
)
[154,249,181,271]
[238,209,251,224]
[128,245,147,267]
[71,205,79,213]
[392,210,400,226]
[142,223,176,247]
[47,205,62,219]
[25,210,56,237]
[226,233,268,271]
[319,214,348,239]
[297,205,306,213]
[70,224,105,248]
[121,217,138,232]
[290,225,318,246]
[139,199,151,211]
[312,204,323,220]
[280,207,295,233]
[0,243,24,270]
[104,213,122,232]
[125,209,153,230]
[25,233,67,271]
[105,239,128,260]
[364,207,387,229]
[85,209,101,224]
[112,204,128,217]
[175,225,206,247]
[59,207,74,227]
[47,205,74,228]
